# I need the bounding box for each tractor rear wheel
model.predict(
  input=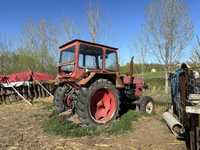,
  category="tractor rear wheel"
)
[76,79,120,126]
[139,96,154,114]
